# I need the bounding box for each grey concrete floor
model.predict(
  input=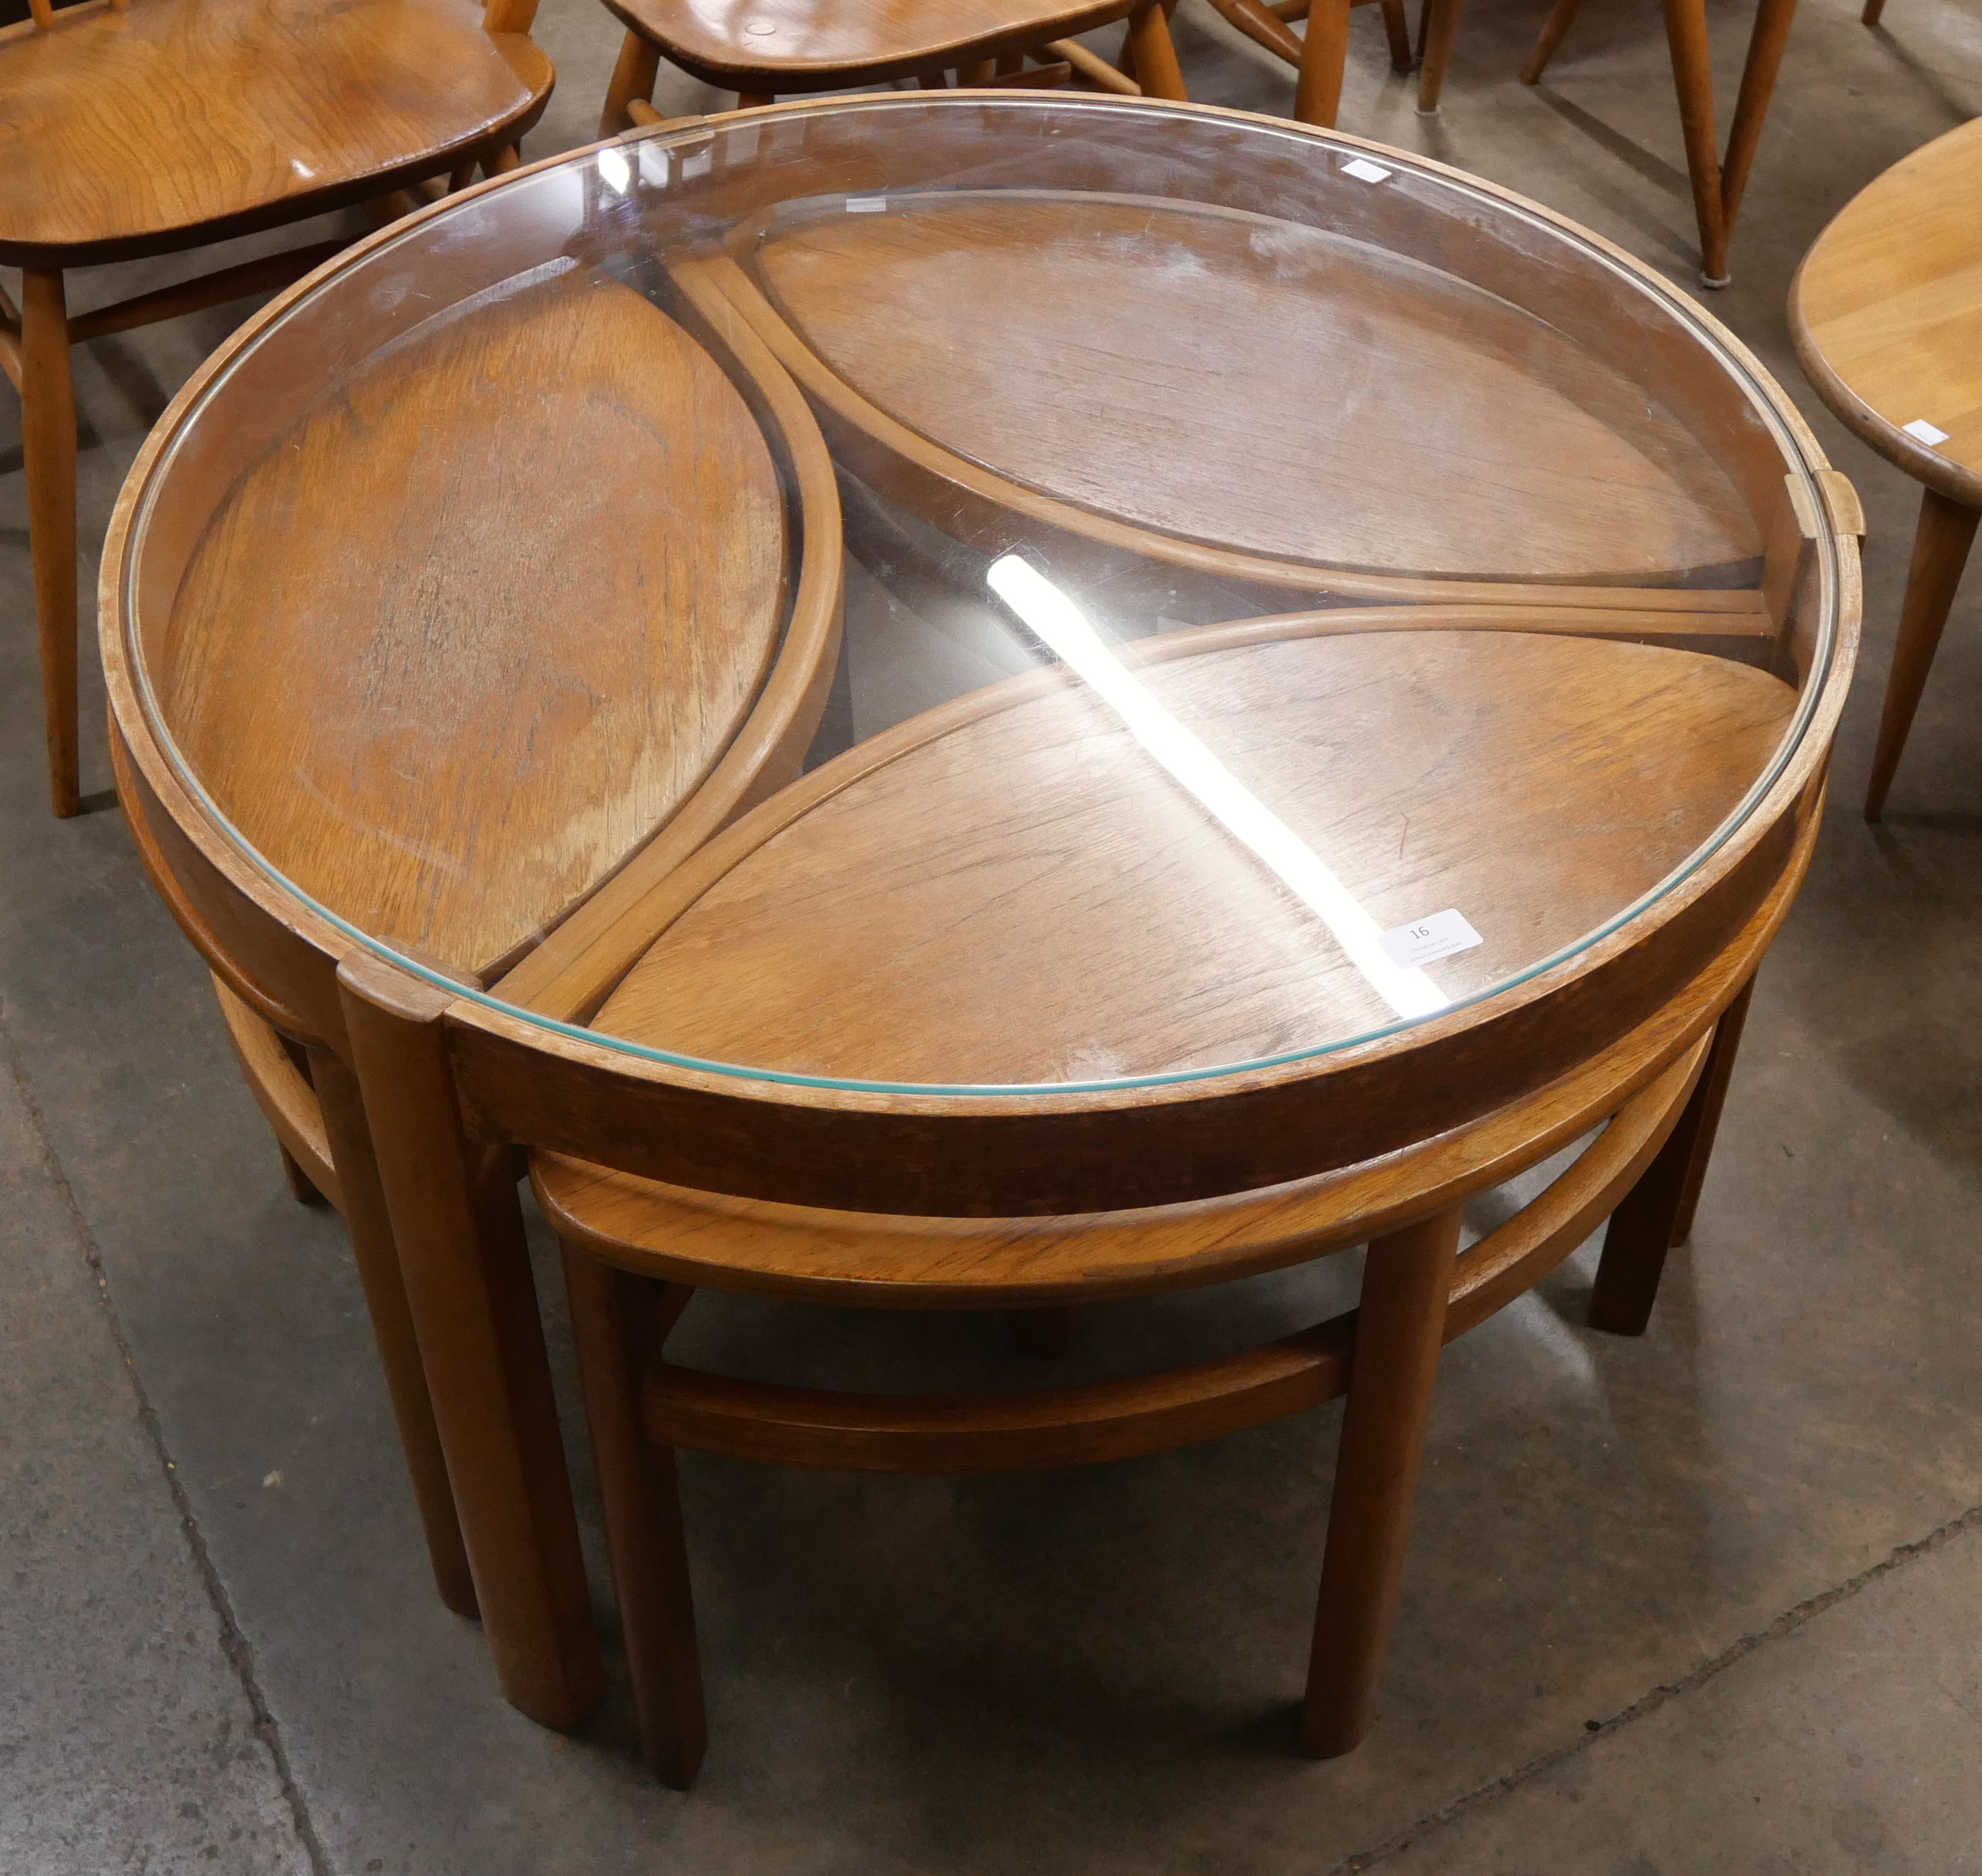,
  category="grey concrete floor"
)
[4,0,1981,1870]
